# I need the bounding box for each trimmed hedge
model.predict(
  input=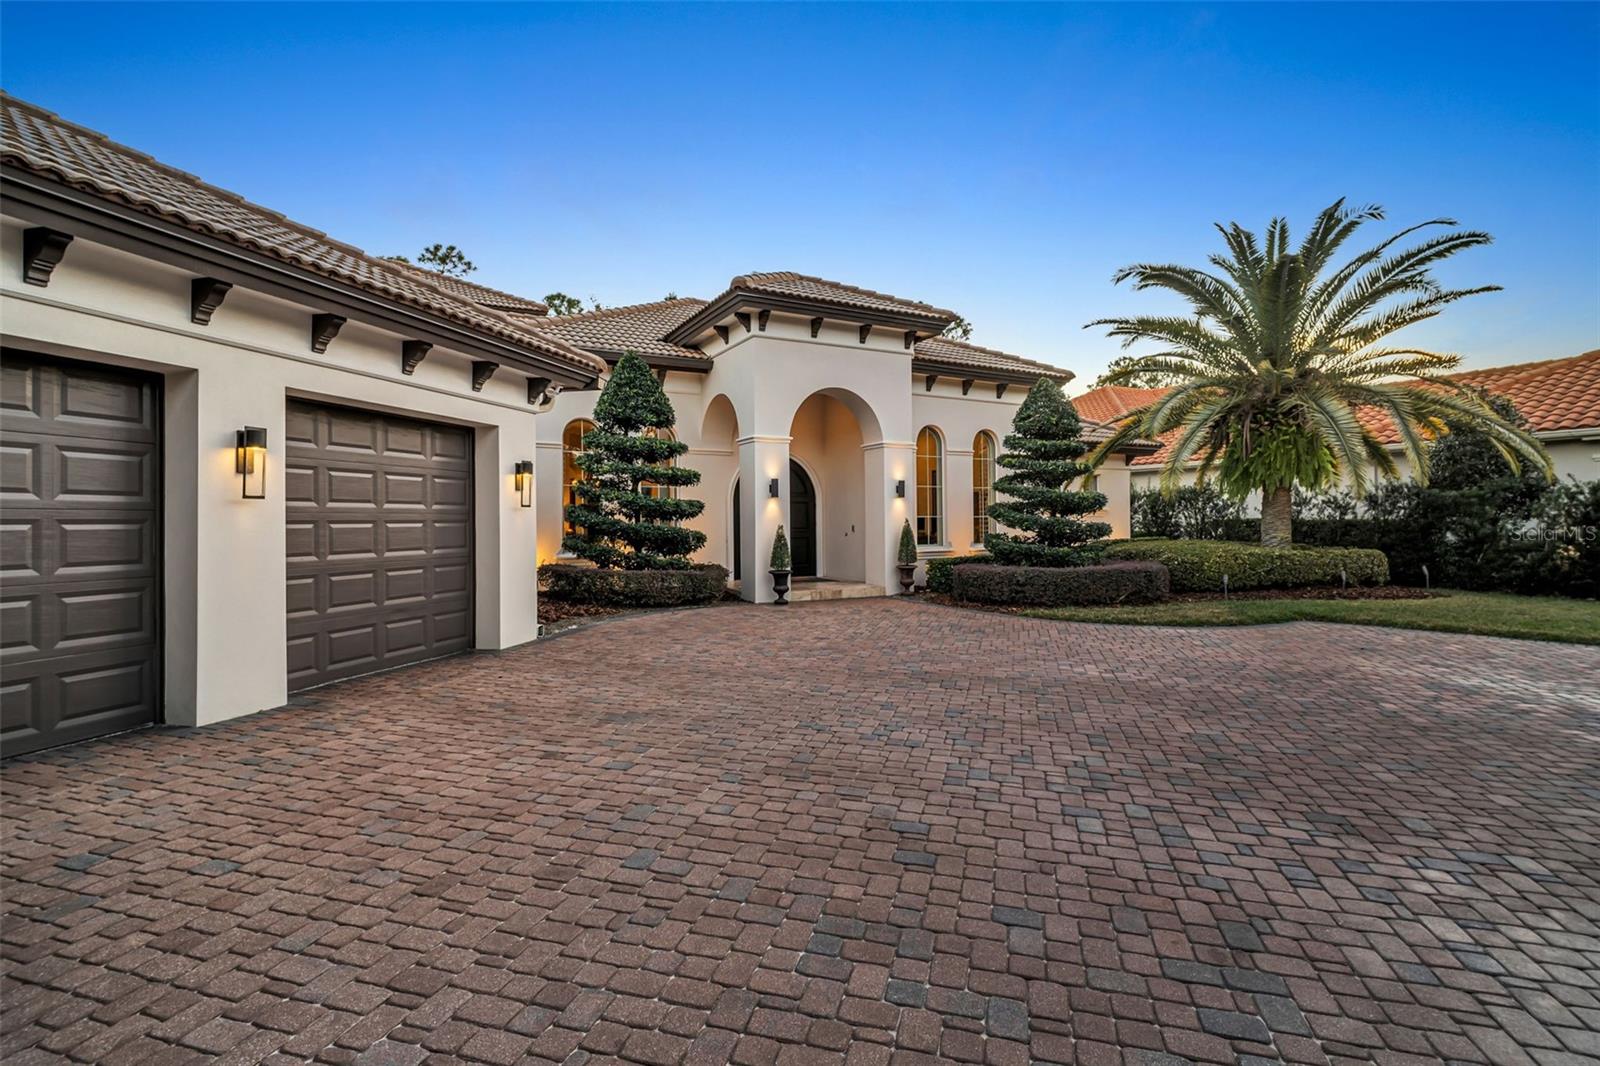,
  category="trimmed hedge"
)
[925,553,991,594]
[1104,539,1388,593]
[539,563,728,607]
[952,561,1170,607]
